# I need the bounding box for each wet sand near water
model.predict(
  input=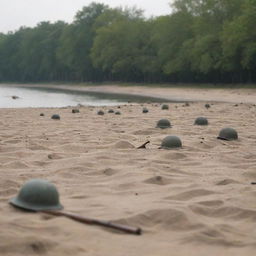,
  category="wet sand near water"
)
[1,88,256,255]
